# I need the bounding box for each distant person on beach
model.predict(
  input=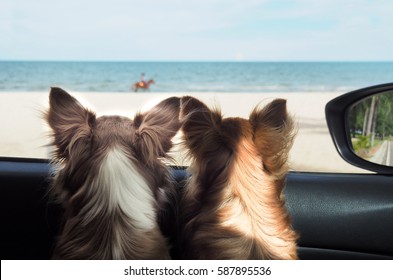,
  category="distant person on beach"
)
[139,73,145,86]
[132,73,155,92]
